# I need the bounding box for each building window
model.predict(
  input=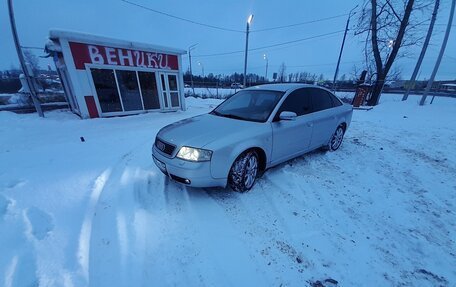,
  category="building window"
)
[115,70,143,111]
[91,68,122,113]
[138,72,160,110]
[91,67,180,114]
